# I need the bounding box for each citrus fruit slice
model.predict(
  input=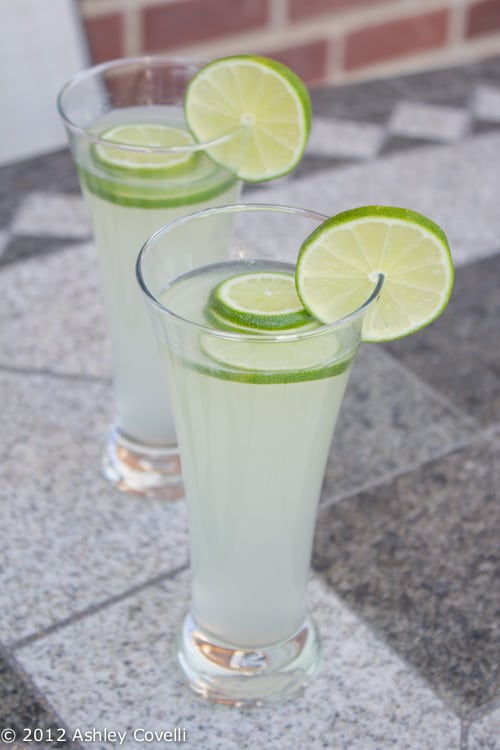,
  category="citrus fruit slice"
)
[184,55,312,182]
[296,205,454,342]
[83,121,238,208]
[209,271,314,330]
[93,122,196,177]
[200,330,347,384]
